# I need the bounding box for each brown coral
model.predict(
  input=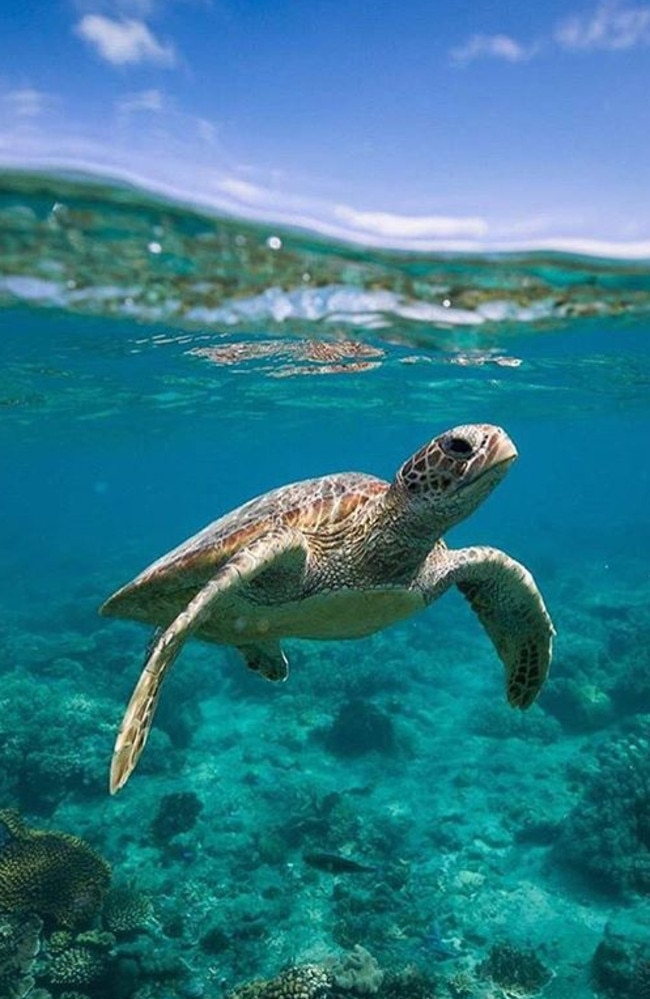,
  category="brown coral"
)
[48,945,107,986]
[102,884,153,934]
[45,929,114,991]
[225,965,334,999]
[479,942,552,996]
[0,809,111,928]
[381,966,437,999]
